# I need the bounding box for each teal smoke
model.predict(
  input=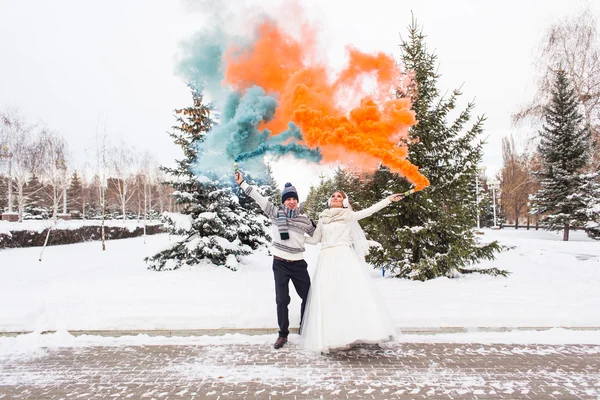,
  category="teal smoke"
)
[175,29,229,105]
[235,122,322,163]
[176,26,322,177]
